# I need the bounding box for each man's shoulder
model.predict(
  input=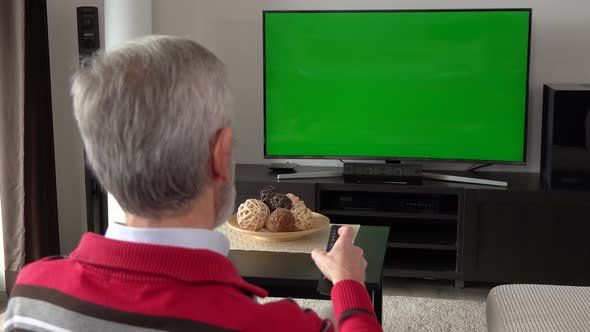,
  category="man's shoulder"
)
[16,255,74,285]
